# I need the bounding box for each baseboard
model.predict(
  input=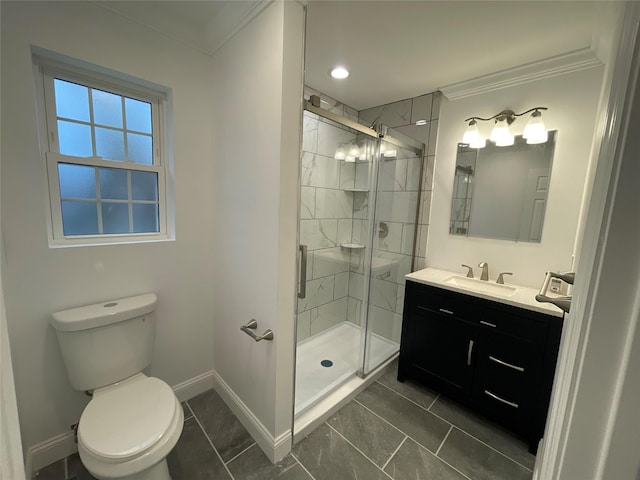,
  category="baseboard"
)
[172,370,215,403]
[26,370,216,478]
[211,370,292,463]
[25,431,77,478]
